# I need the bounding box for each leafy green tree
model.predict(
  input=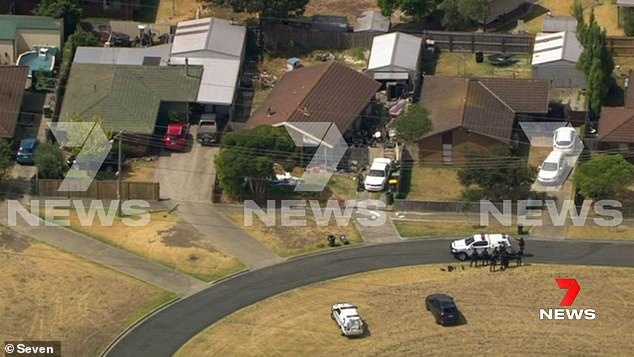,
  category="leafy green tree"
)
[626,14,634,36]
[34,143,68,179]
[379,0,440,20]
[571,0,585,40]
[0,139,13,181]
[60,30,99,81]
[458,145,536,201]
[394,105,432,143]
[574,154,634,199]
[458,0,492,27]
[215,126,298,196]
[213,0,309,19]
[440,0,468,30]
[33,0,82,36]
